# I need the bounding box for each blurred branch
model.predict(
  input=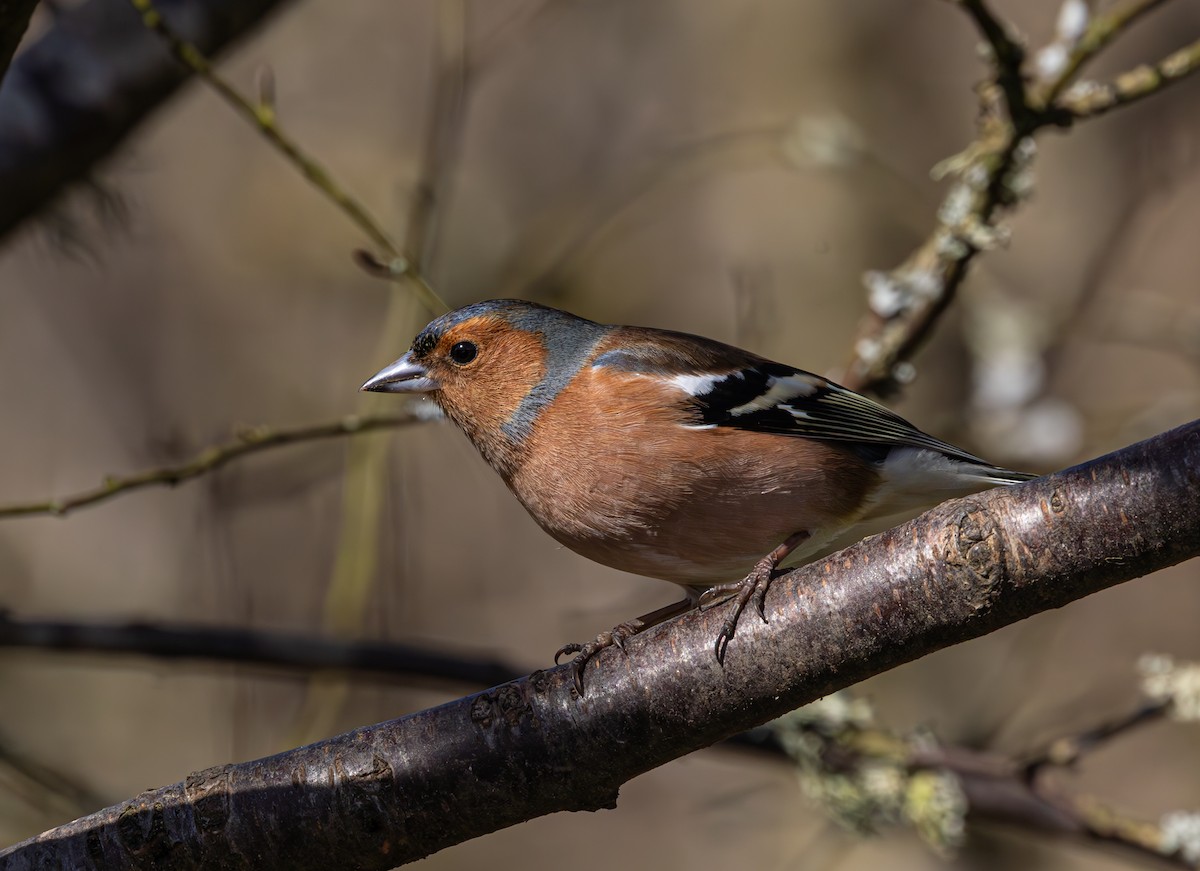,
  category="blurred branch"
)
[1021,701,1168,776]
[1035,0,1172,106]
[732,691,1194,870]
[0,0,294,243]
[0,409,434,519]
[929,739,1195,869]
[955,0,1032,125]
[843,0,1200,395]
[128,0,447,315]
[0,613,520,689]
[2,419,1197,869]
[0,0,38,85]
[1056,36,1200,119]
